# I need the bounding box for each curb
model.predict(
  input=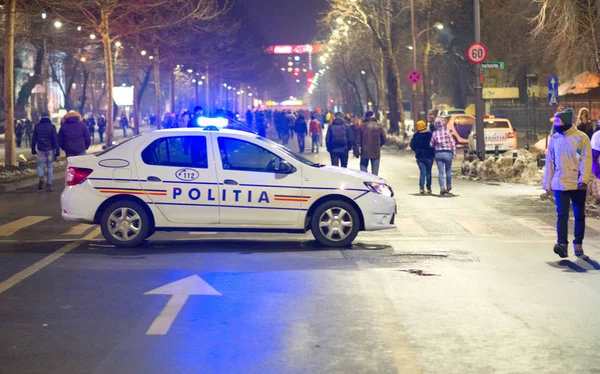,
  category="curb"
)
[0,171,65,193]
